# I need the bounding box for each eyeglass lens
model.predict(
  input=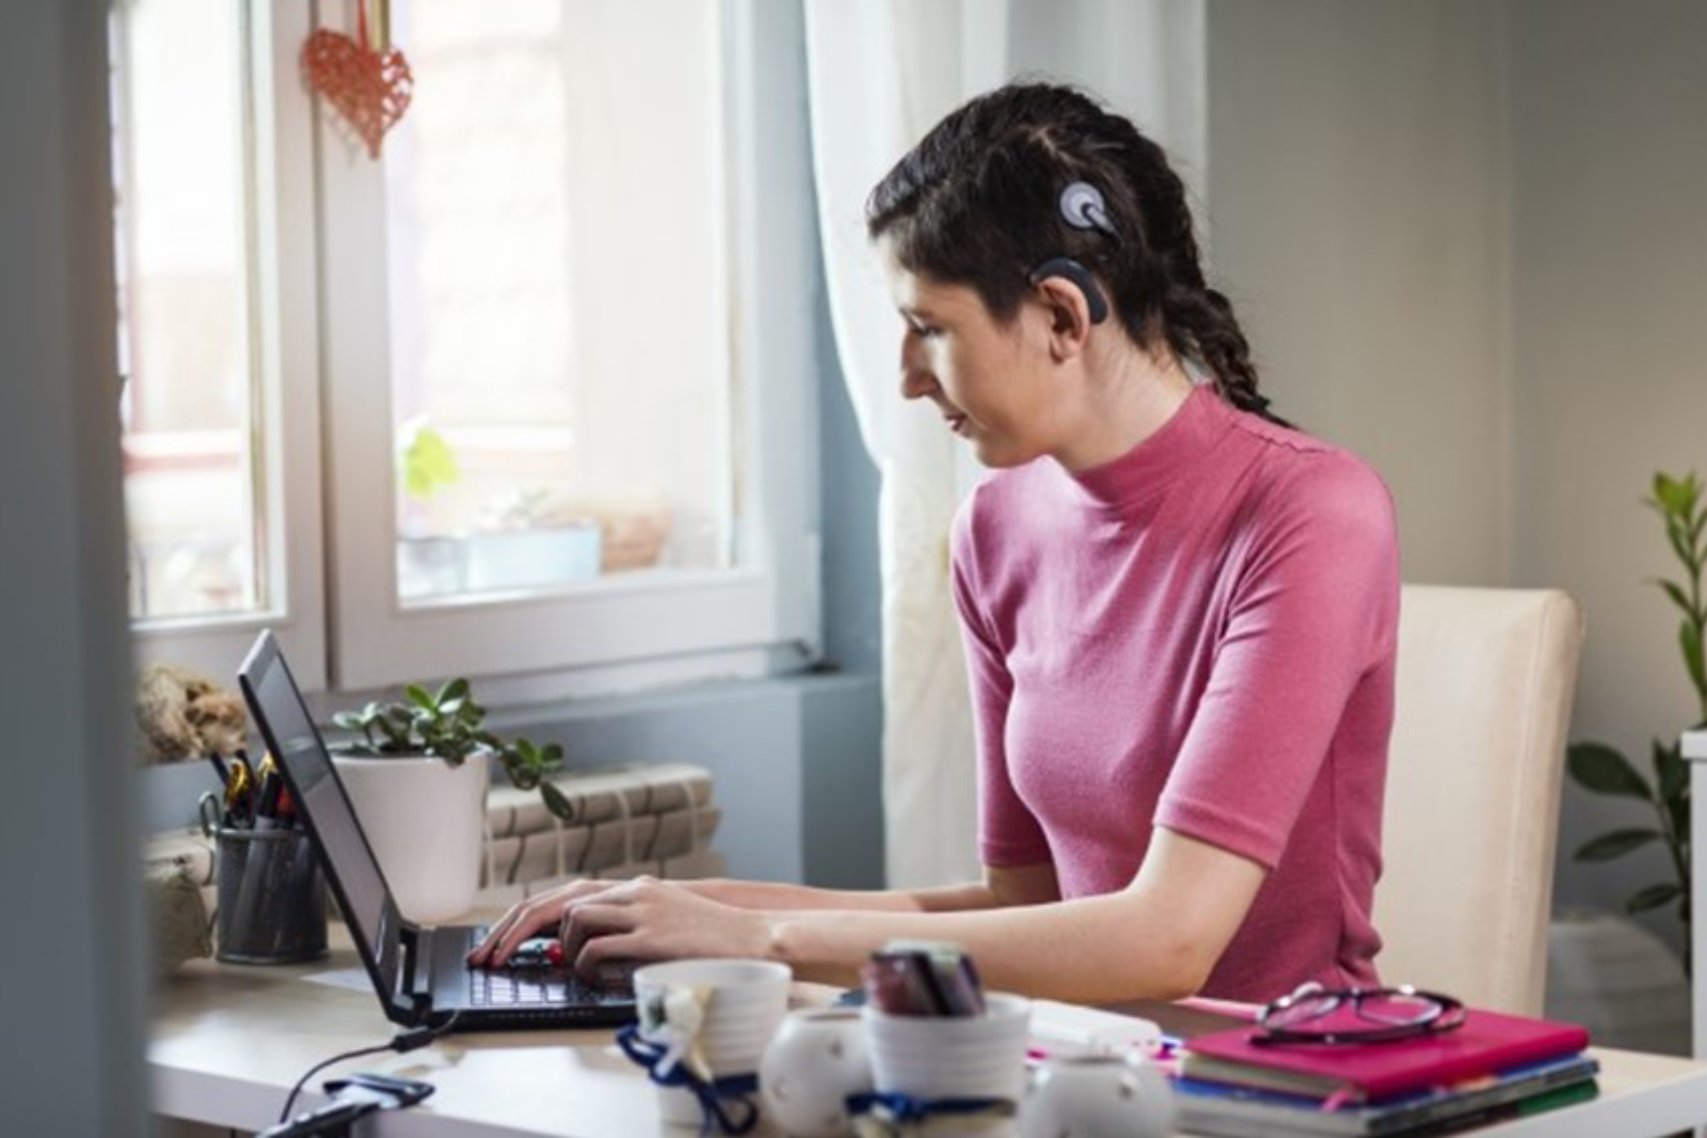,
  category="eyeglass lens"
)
[1266,989,1444,1030]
